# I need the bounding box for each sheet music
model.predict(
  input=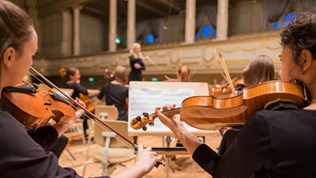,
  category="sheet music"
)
[128,87,201,134]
